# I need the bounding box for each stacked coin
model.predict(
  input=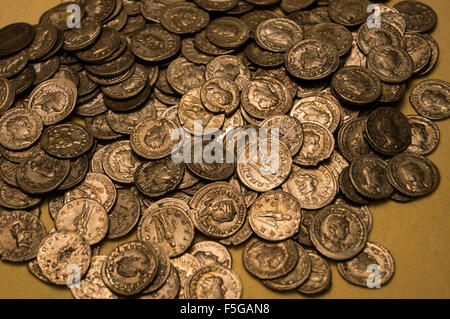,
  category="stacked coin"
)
[0,0,448,299]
